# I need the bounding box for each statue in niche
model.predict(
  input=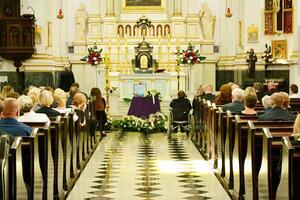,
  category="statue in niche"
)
[199,2,215,40]
[133,25,138,36]
[125,25,131,36]
[118,25,124,37]
[140,55,148,69]
[164,25,170,37]
[141,26,147,37]
[75,3,88,41]
[247,49,257,79]
[157,25,162,37]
